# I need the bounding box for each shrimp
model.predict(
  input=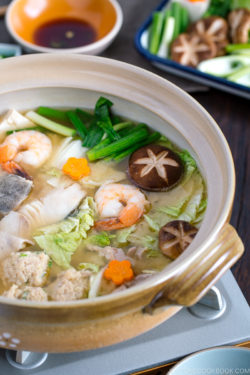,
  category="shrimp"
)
[0,130,52,169]
[95,183,148,231]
